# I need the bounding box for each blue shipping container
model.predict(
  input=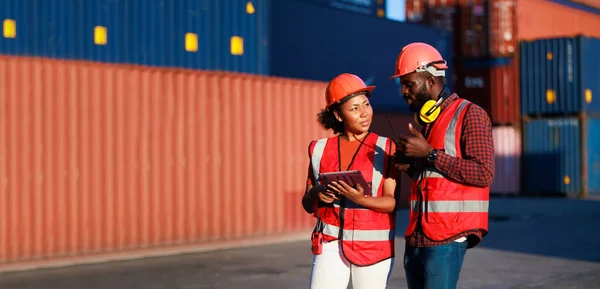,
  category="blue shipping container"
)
[523,117,582,195]
[211,0,269,74]
[1,0,123,62]
[523,116,600,196]
[585,117,600,196]
[165,0,212,70]
[520,36,600,116]
[28,0,78,59]
[126,0,168,66]
[80,0,127,63]
[0,0,269,75]
[269,0,452,113]
[292,0,387,18]
[0,0,31,54]
[548,0,600,15]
